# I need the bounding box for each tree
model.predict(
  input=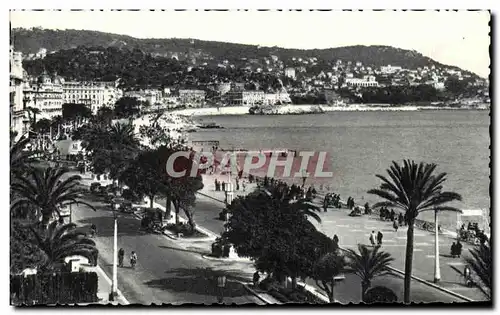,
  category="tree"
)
[30,221,98,267]
[93,106,114,125]
[33,118,52,135]
[120,148,167,209]
[11,167,96,228]
[62,103,92,128]
[312,252,348,303]
[10,136,36,181]
[223,187,328,289]
[10,221,50,274]
[75,122,141,180]
[26,107,41,131]
[464,243,491,299]
[368,160,462,303]
[345,244,394,301]
[114,97,141,118]
[155,146,204,231]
